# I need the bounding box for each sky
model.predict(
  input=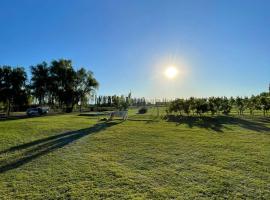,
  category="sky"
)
[0,0,269,99]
